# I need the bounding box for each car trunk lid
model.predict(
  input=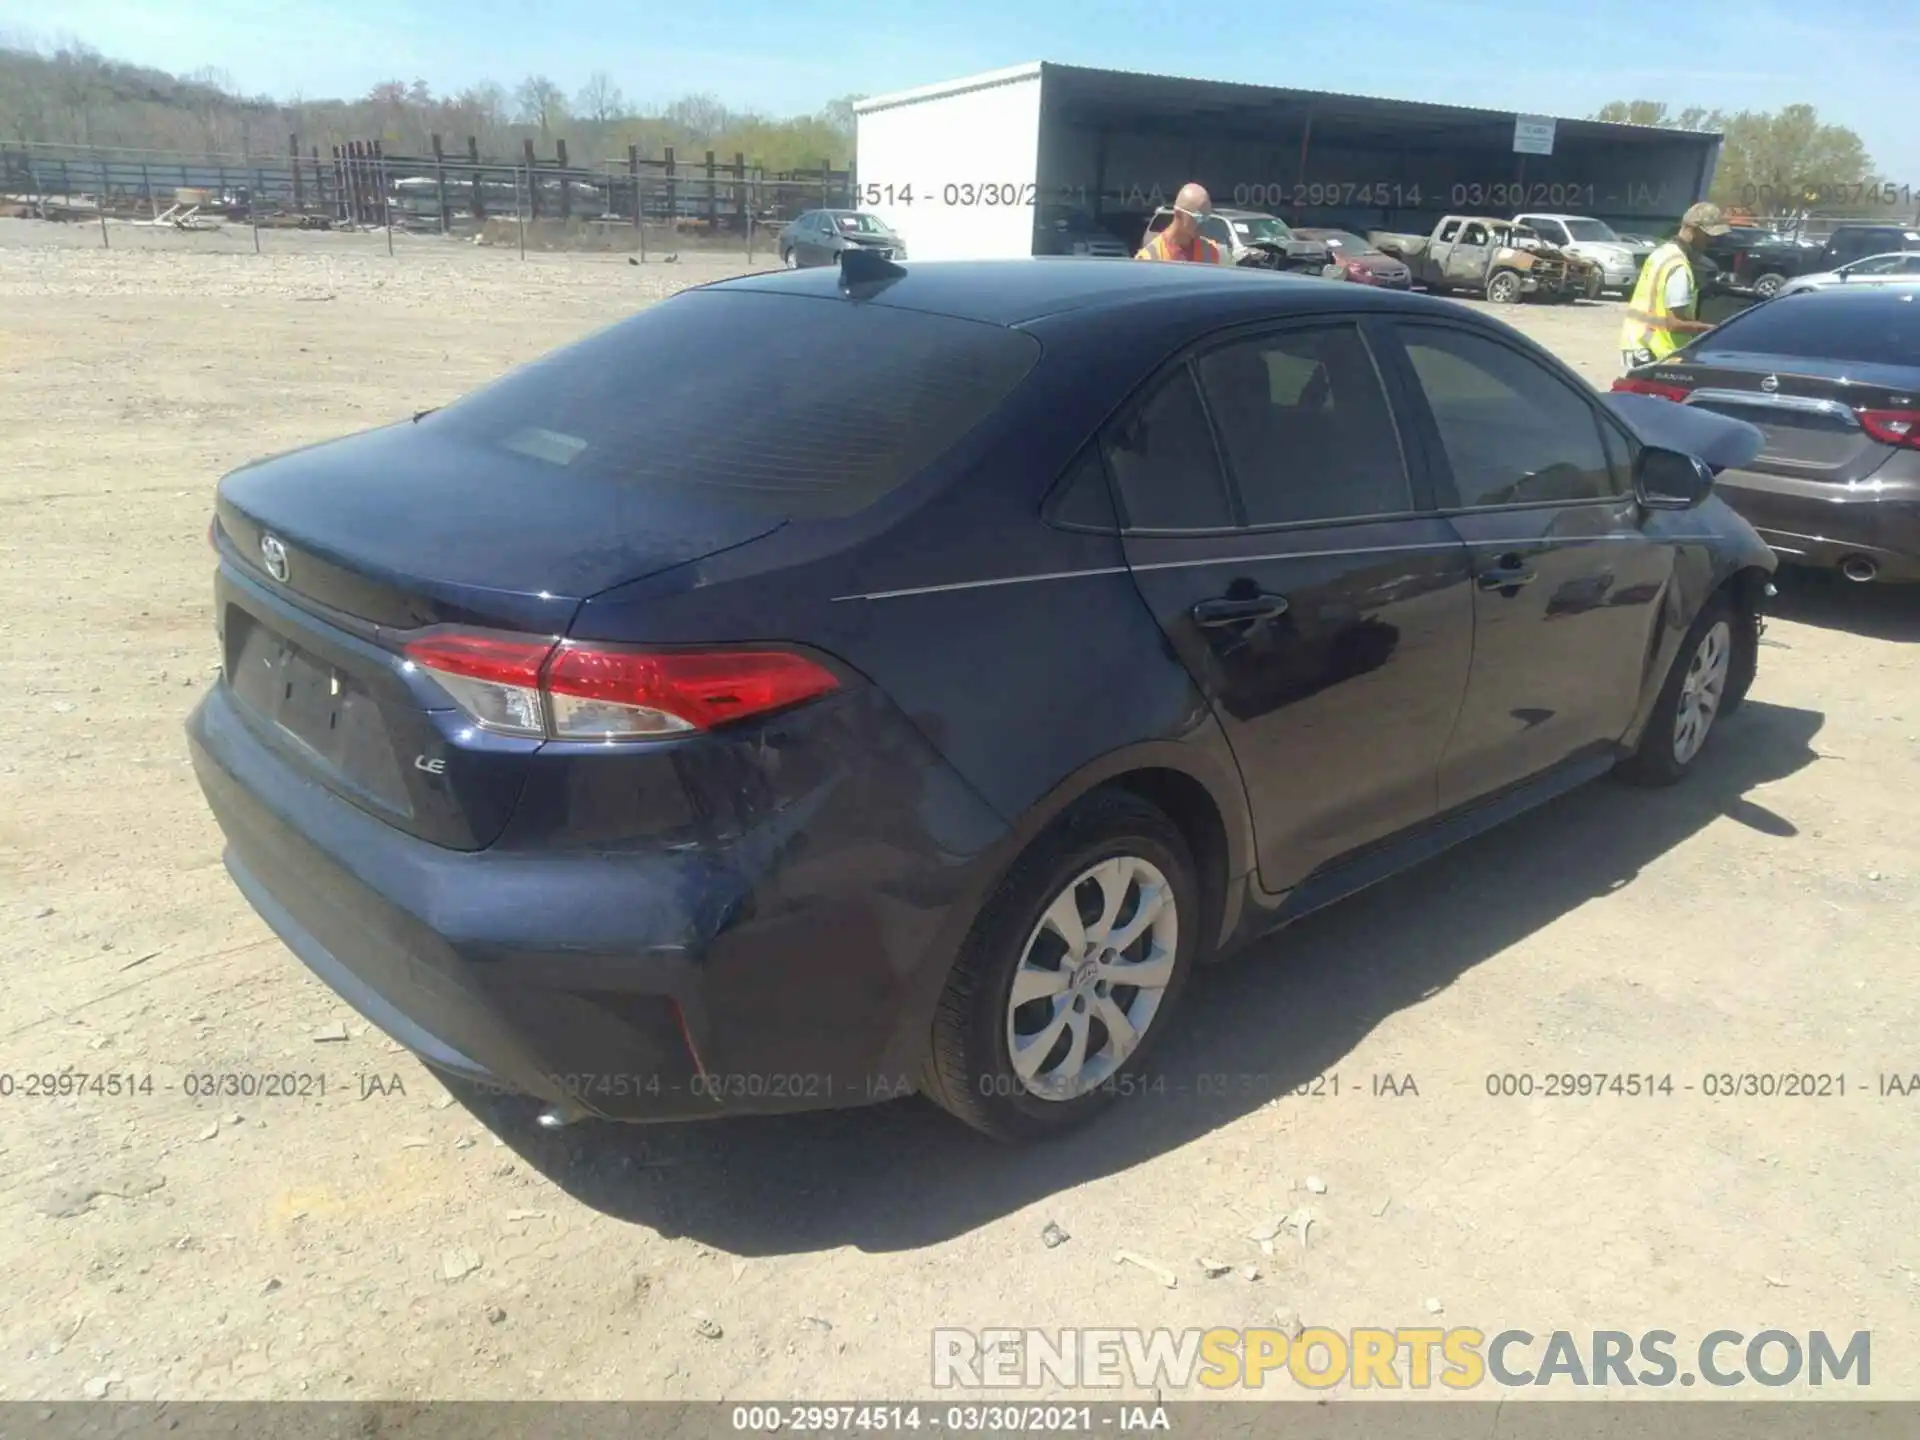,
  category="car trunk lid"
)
[1643,353,1914,483]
